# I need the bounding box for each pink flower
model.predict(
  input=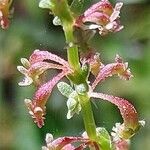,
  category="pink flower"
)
[76,0,124,35]
[18,50,72,127]
[113,139,130,150]
[42,133,99,150]
[92,54,133,89]
[88,54,145,146]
